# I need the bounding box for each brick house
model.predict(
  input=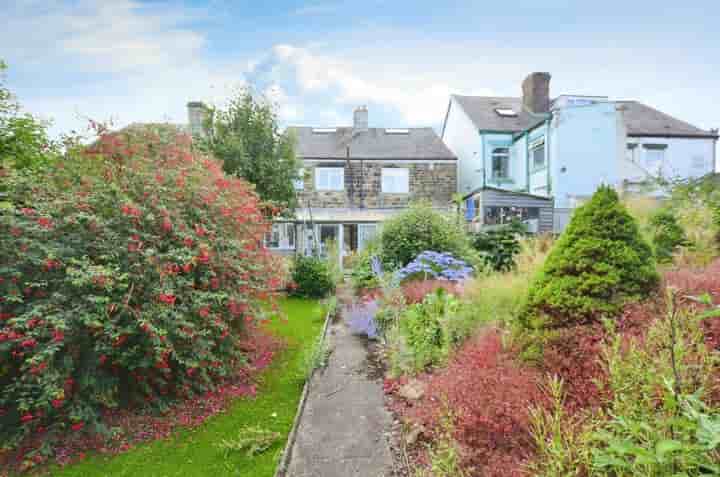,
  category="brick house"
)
[280,106,457,263]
